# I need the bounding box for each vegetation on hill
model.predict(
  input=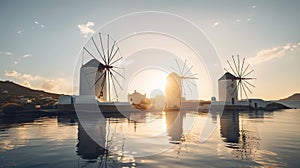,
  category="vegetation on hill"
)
[0,80,61,108]
[0,80,60,98]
